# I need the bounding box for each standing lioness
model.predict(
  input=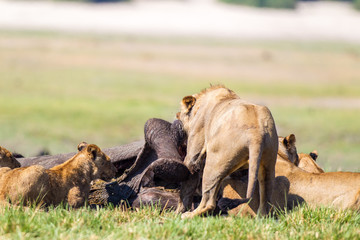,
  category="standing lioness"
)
[0,143,116,207]
[177,86,278,217]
